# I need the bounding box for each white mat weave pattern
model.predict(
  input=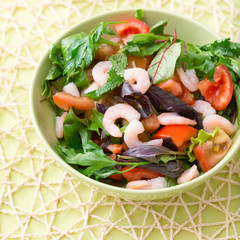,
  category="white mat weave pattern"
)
[0,0,240,239]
